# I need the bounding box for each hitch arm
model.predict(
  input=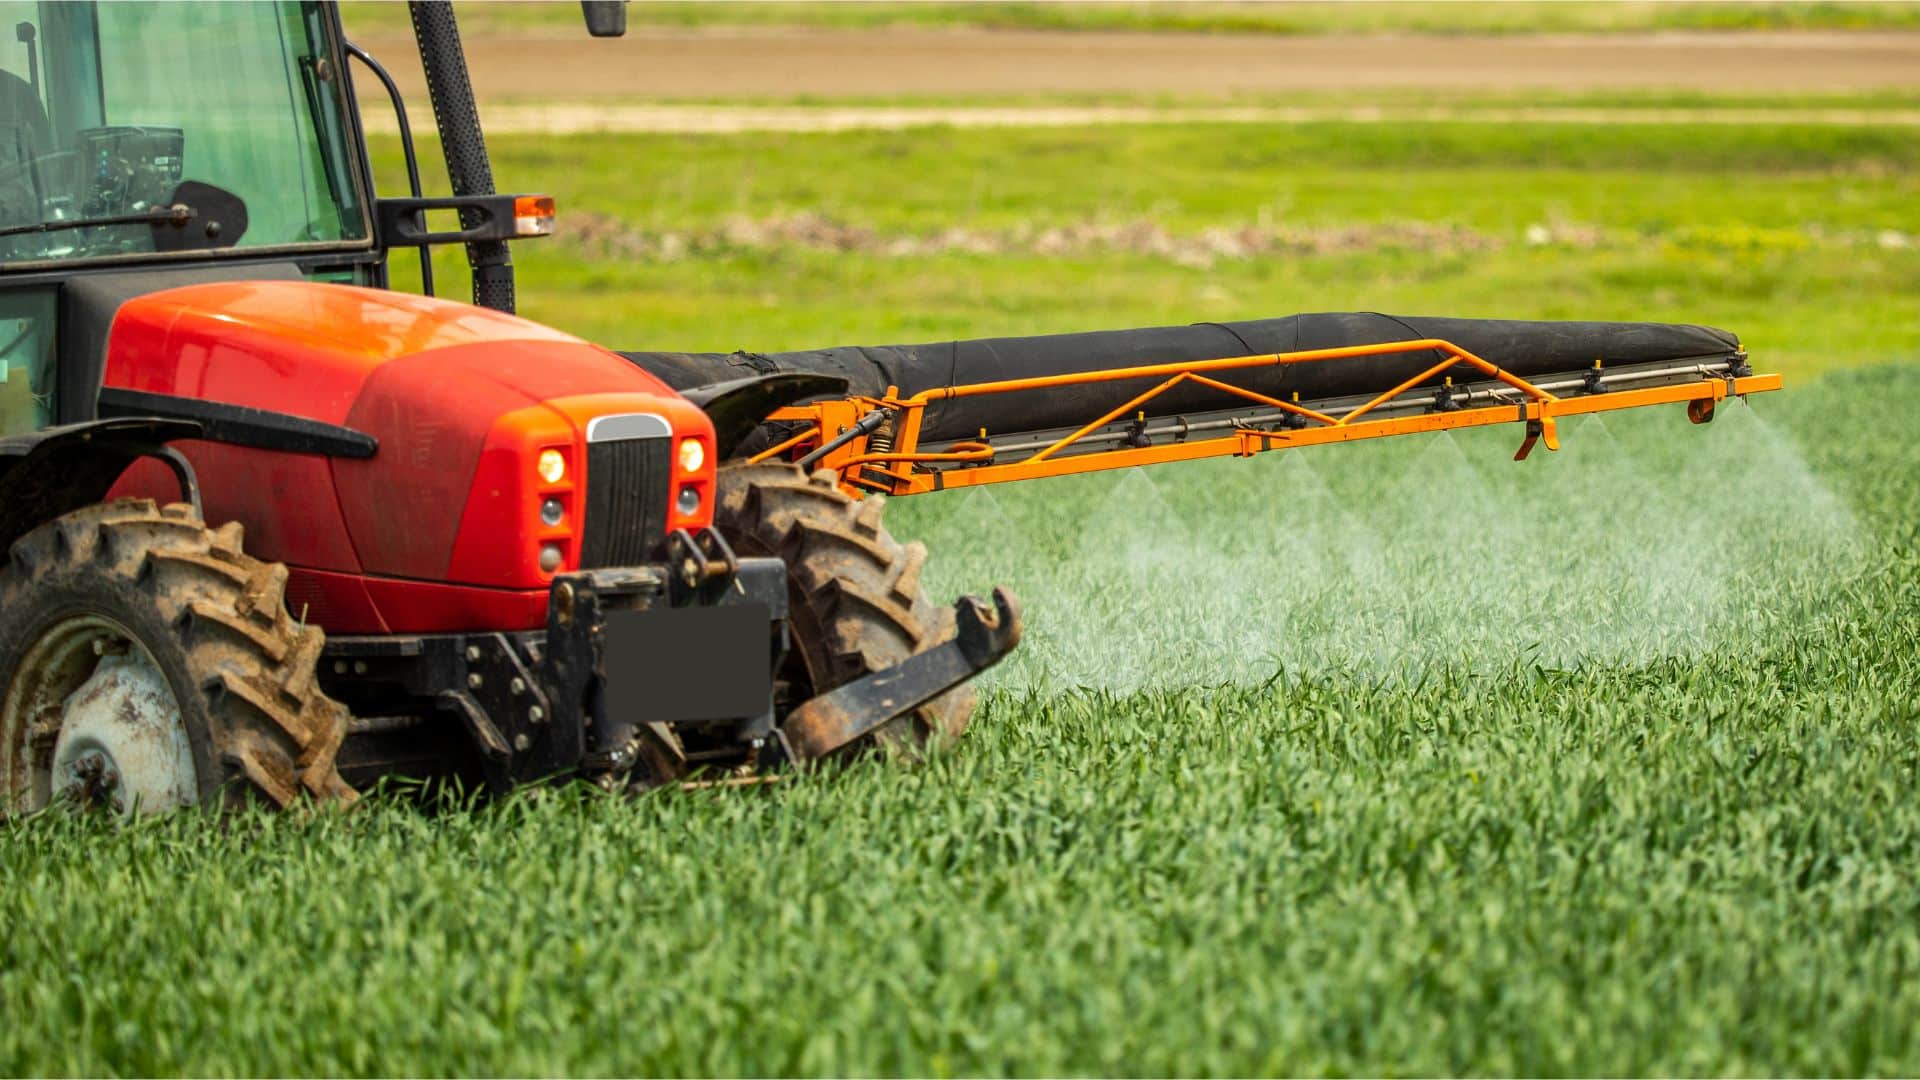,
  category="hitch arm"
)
[780,587,1022,763]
